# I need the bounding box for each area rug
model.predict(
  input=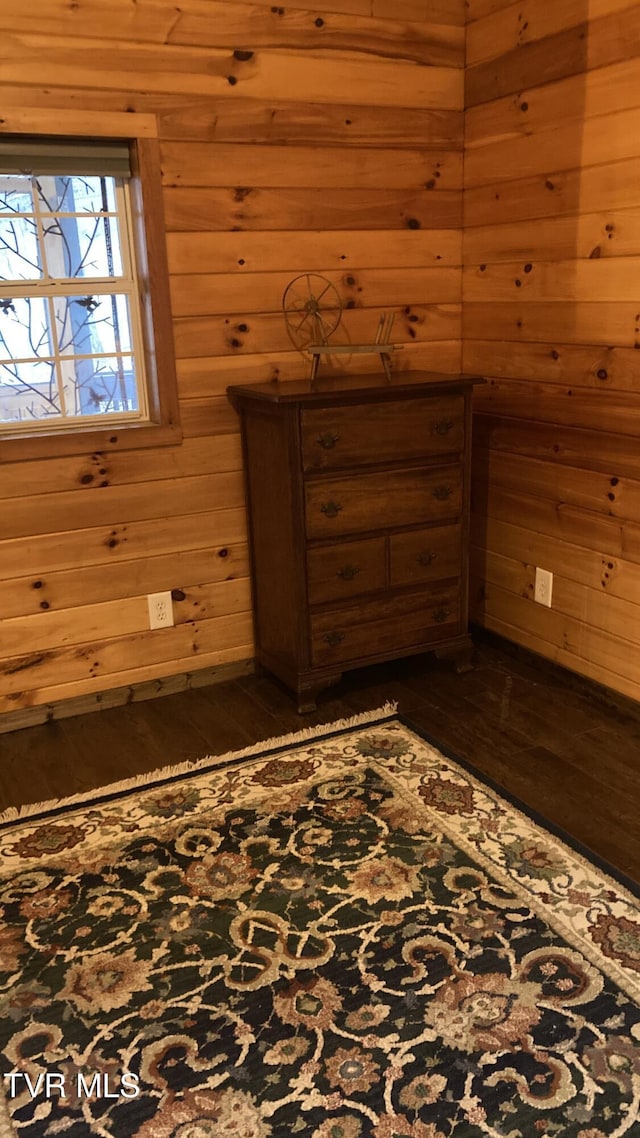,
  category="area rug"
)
[1,706,639,1138]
